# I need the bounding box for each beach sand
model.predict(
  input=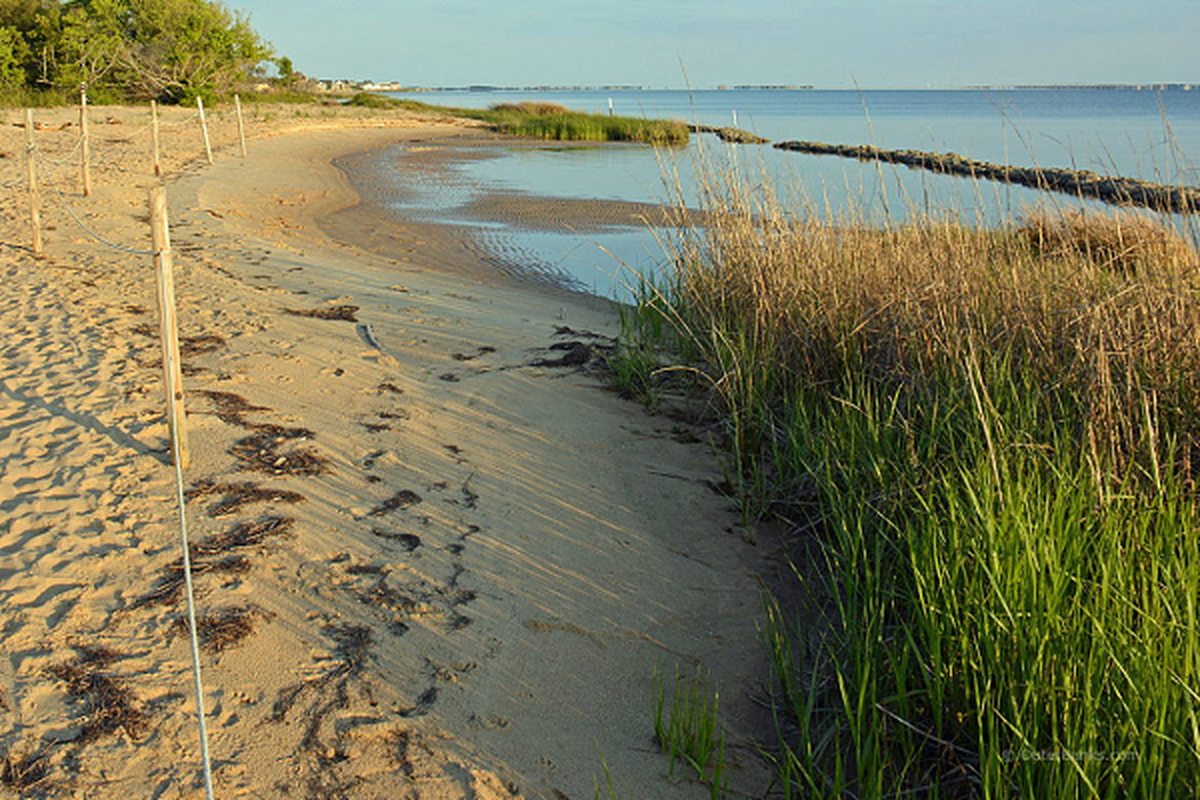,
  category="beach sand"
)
[0,103,774,798]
